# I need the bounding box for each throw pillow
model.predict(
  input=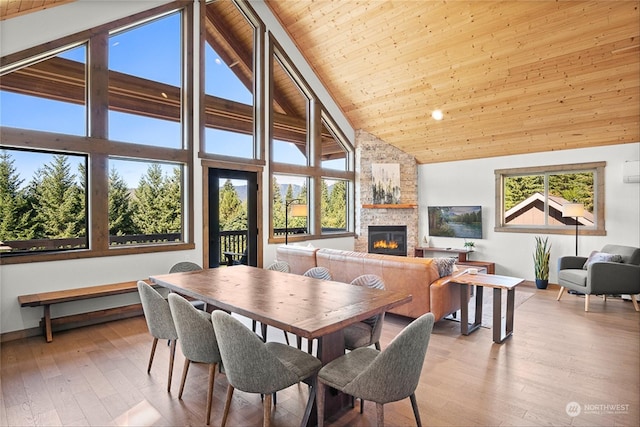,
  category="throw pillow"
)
[434,257,457,277]
[582,251,623,269]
